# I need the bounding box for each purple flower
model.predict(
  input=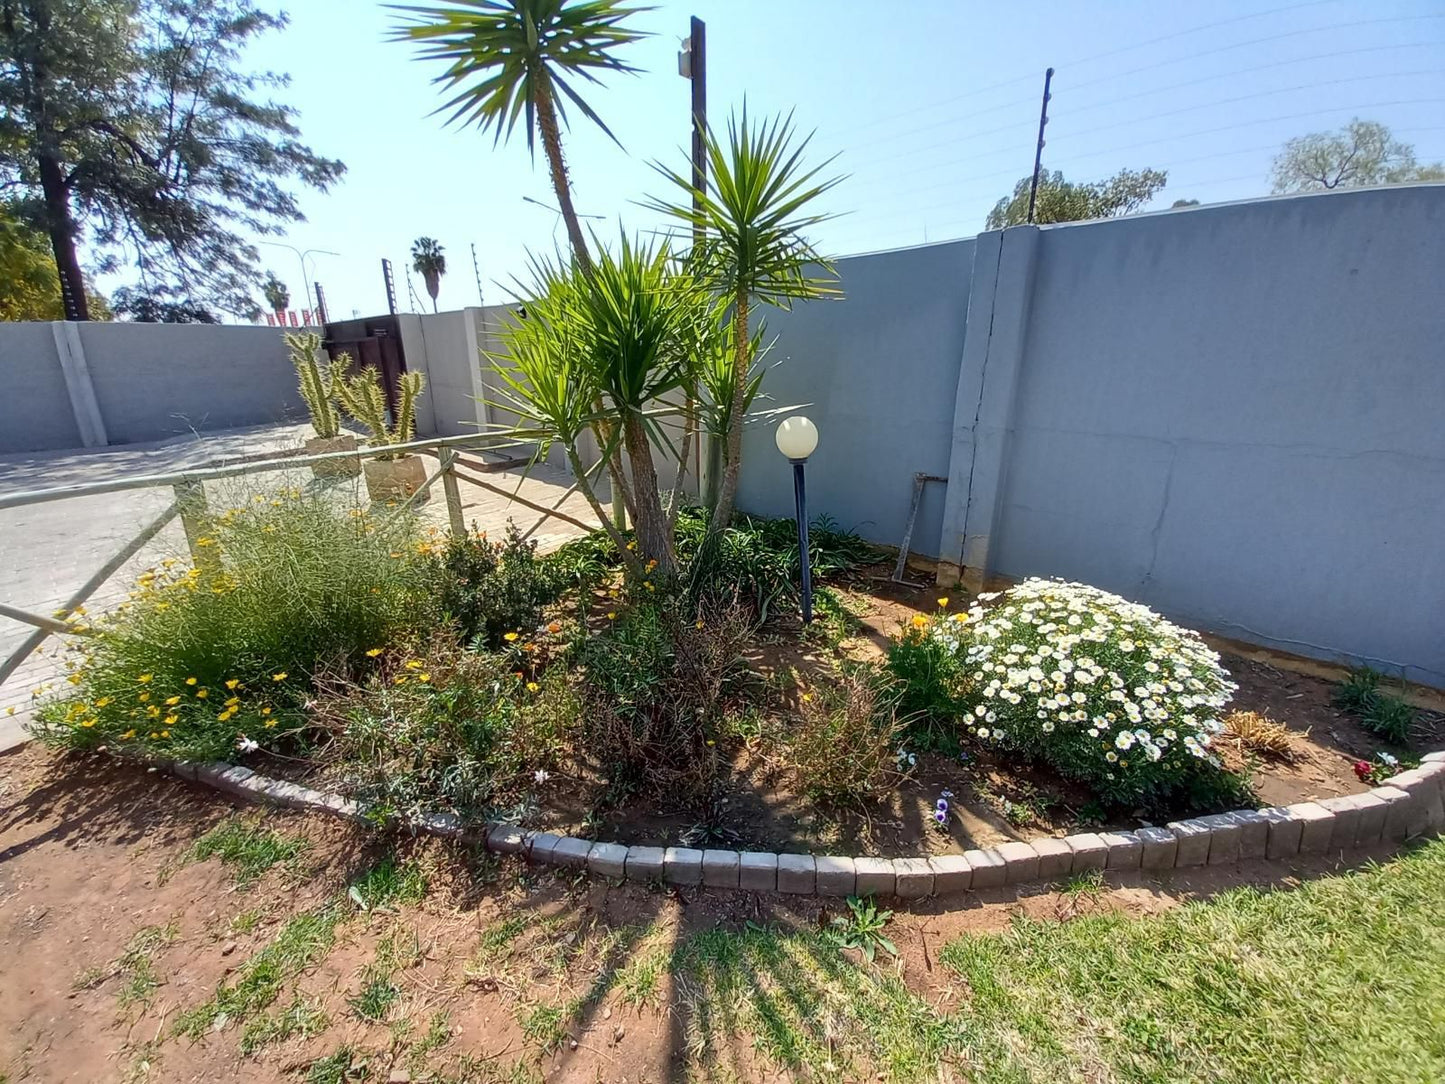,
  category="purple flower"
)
[941,789,954,799]
[934,797,949,824]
